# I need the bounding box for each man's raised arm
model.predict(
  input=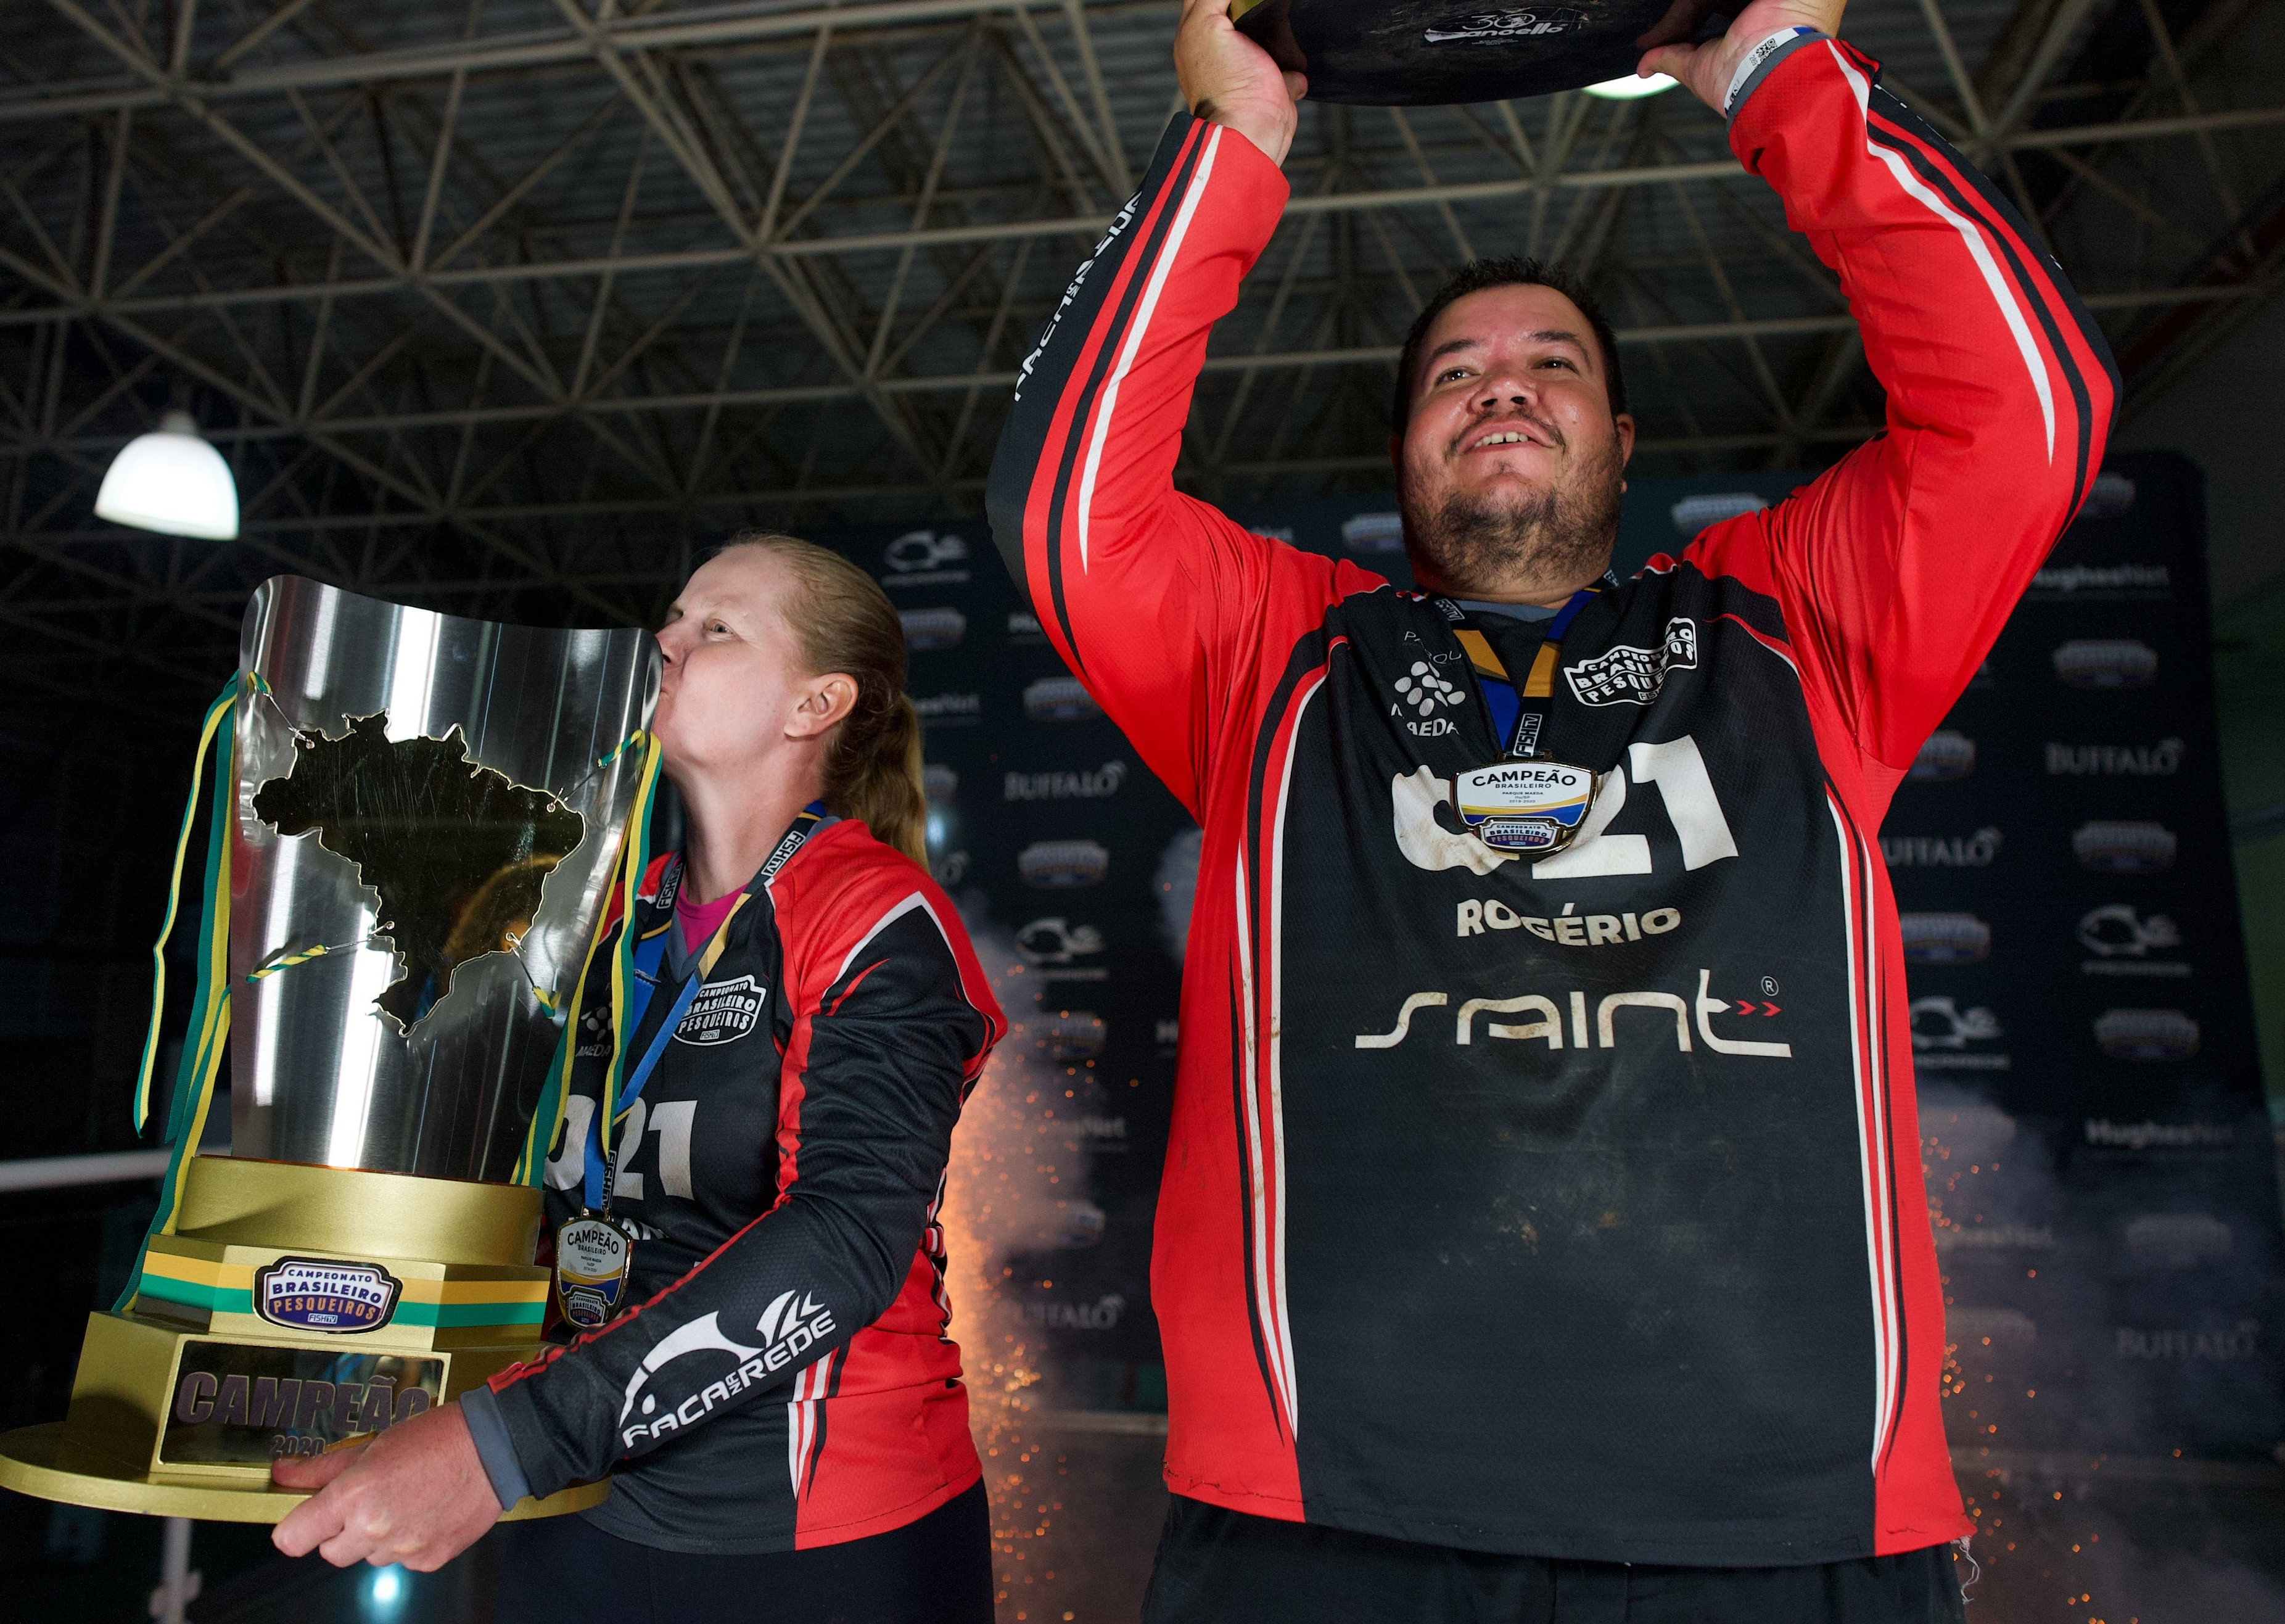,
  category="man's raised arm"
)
[1655,17,2118,778]
[984,0,1301,816]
